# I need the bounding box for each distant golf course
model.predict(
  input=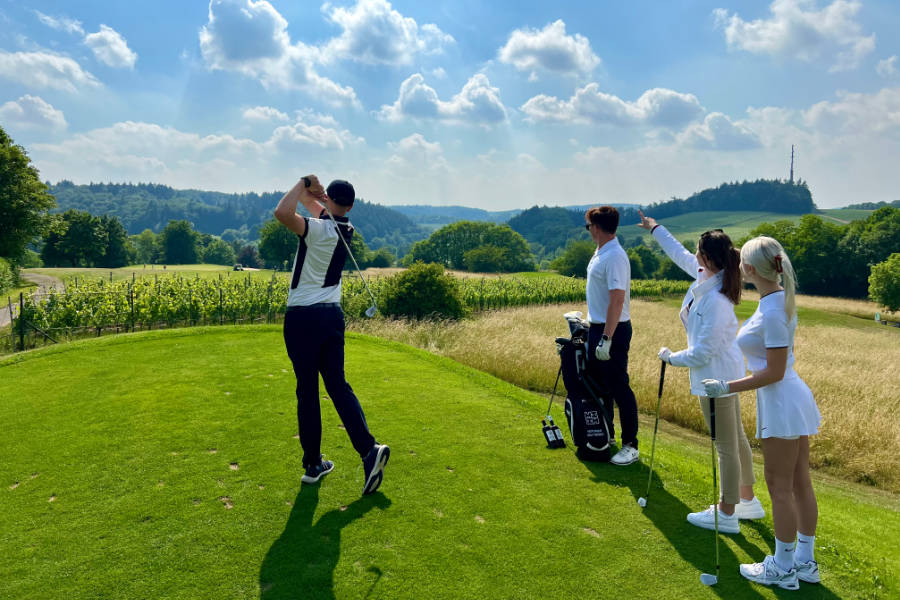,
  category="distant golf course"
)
[2,327,896,599]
